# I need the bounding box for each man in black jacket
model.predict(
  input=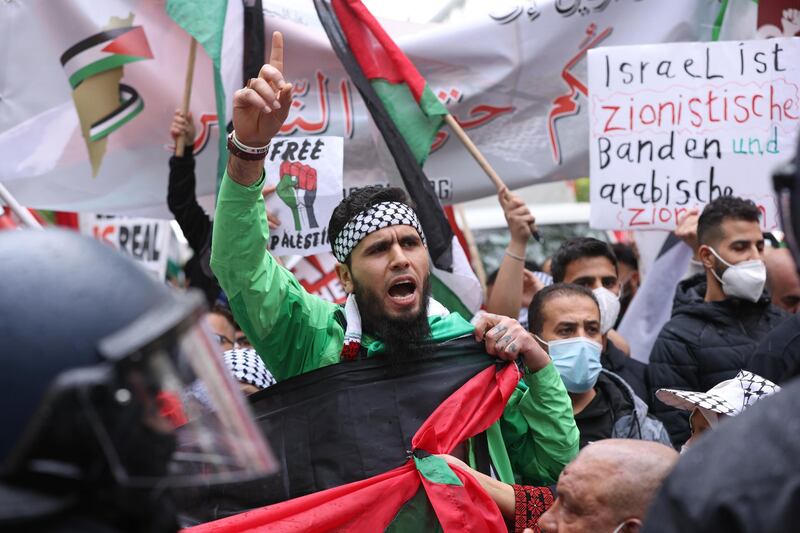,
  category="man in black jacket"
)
[647,196,788,447]
[168,111,279,306]
[551,237,650,402]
